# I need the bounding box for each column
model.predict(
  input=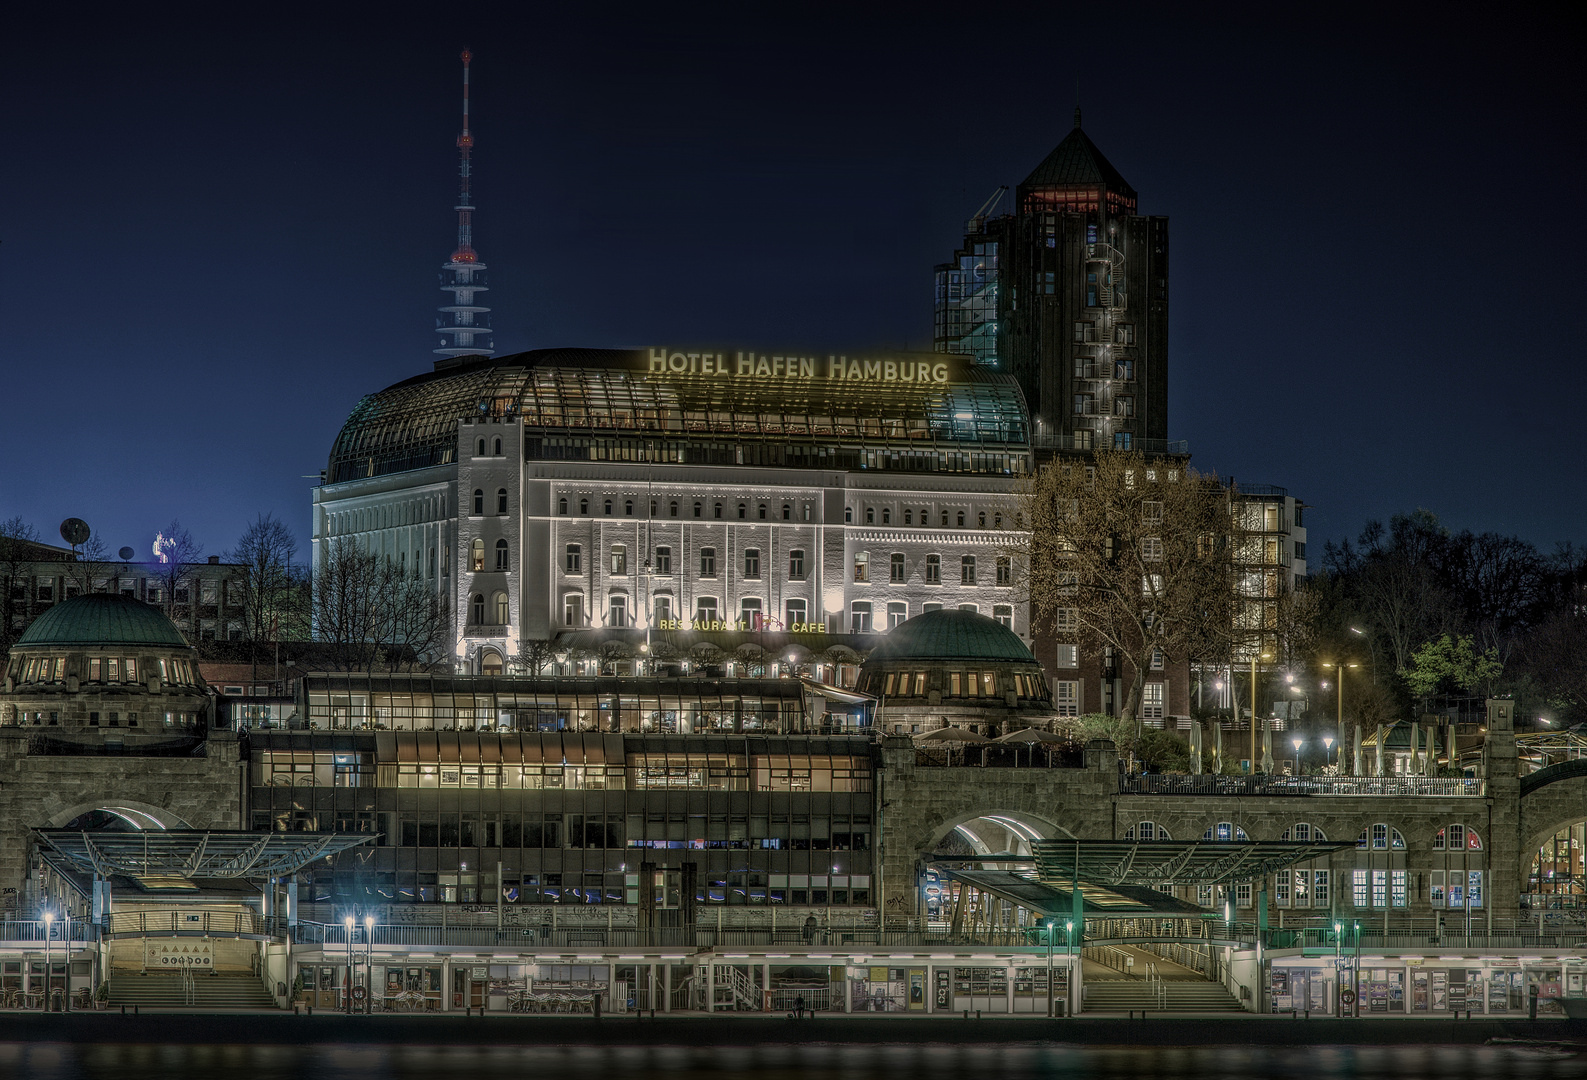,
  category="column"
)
[441,958,451,1012]
[762,962,772,1012]
[663,961,672,1013]
[706,960,715,1012]
[1005,962,1014,1014]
